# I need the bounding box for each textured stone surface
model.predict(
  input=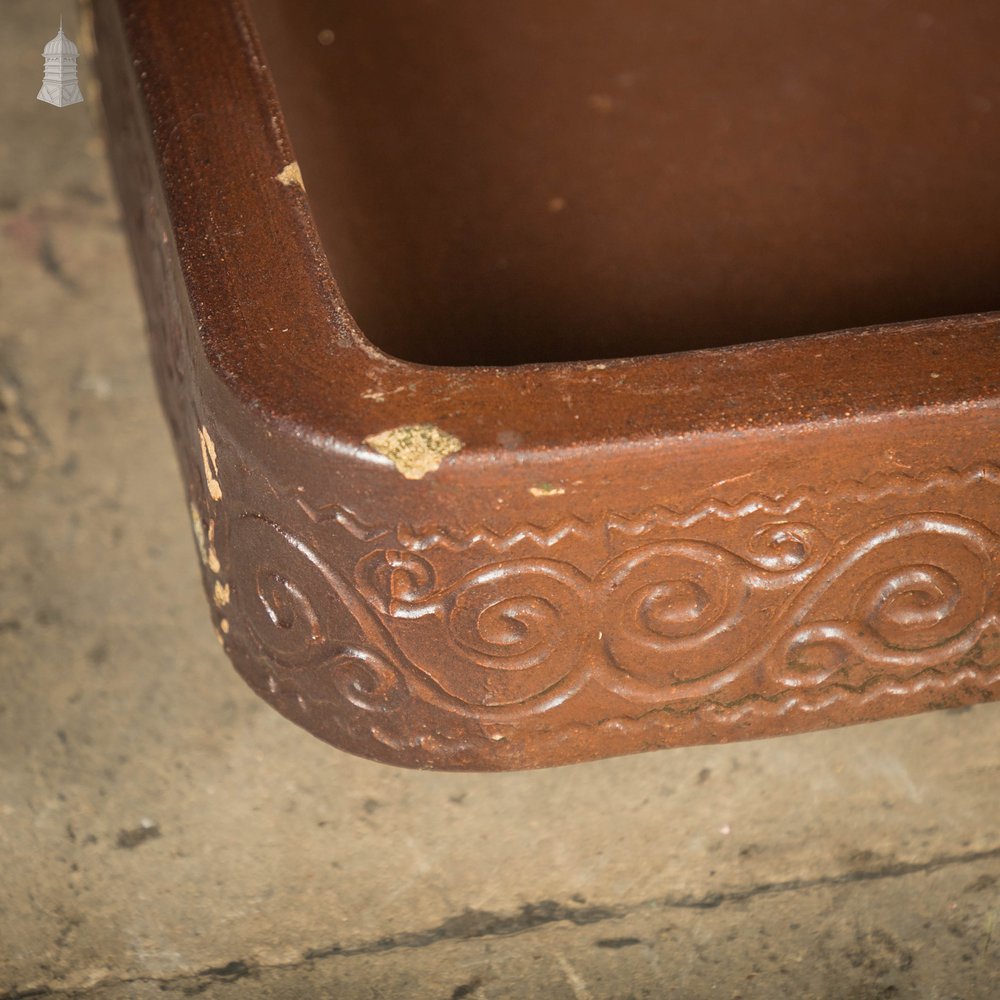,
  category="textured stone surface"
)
[1,3,998,997]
